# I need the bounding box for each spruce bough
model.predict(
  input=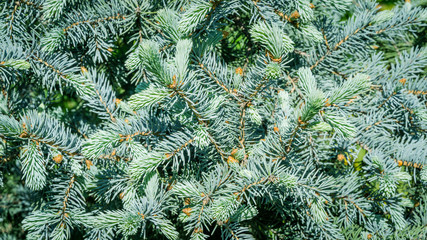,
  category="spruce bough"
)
[0,0,426,239]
